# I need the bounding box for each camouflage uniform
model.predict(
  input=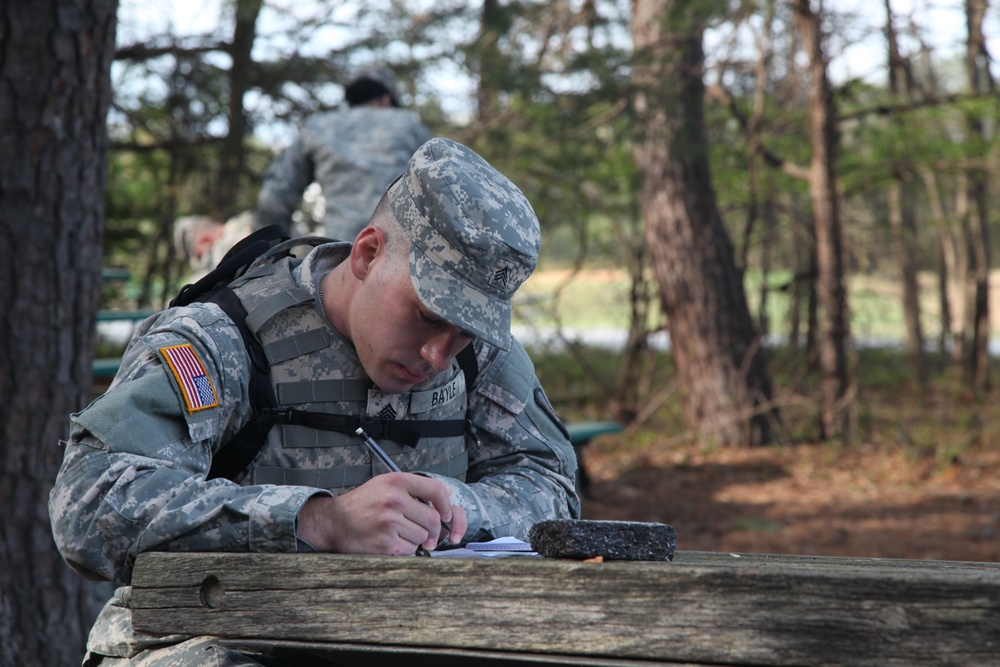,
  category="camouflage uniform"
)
[255,106,431,241]
[50,139,579,666]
